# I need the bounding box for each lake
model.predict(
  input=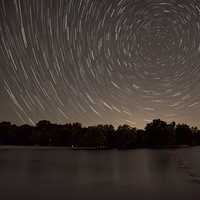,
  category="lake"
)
[0,146,200,200]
